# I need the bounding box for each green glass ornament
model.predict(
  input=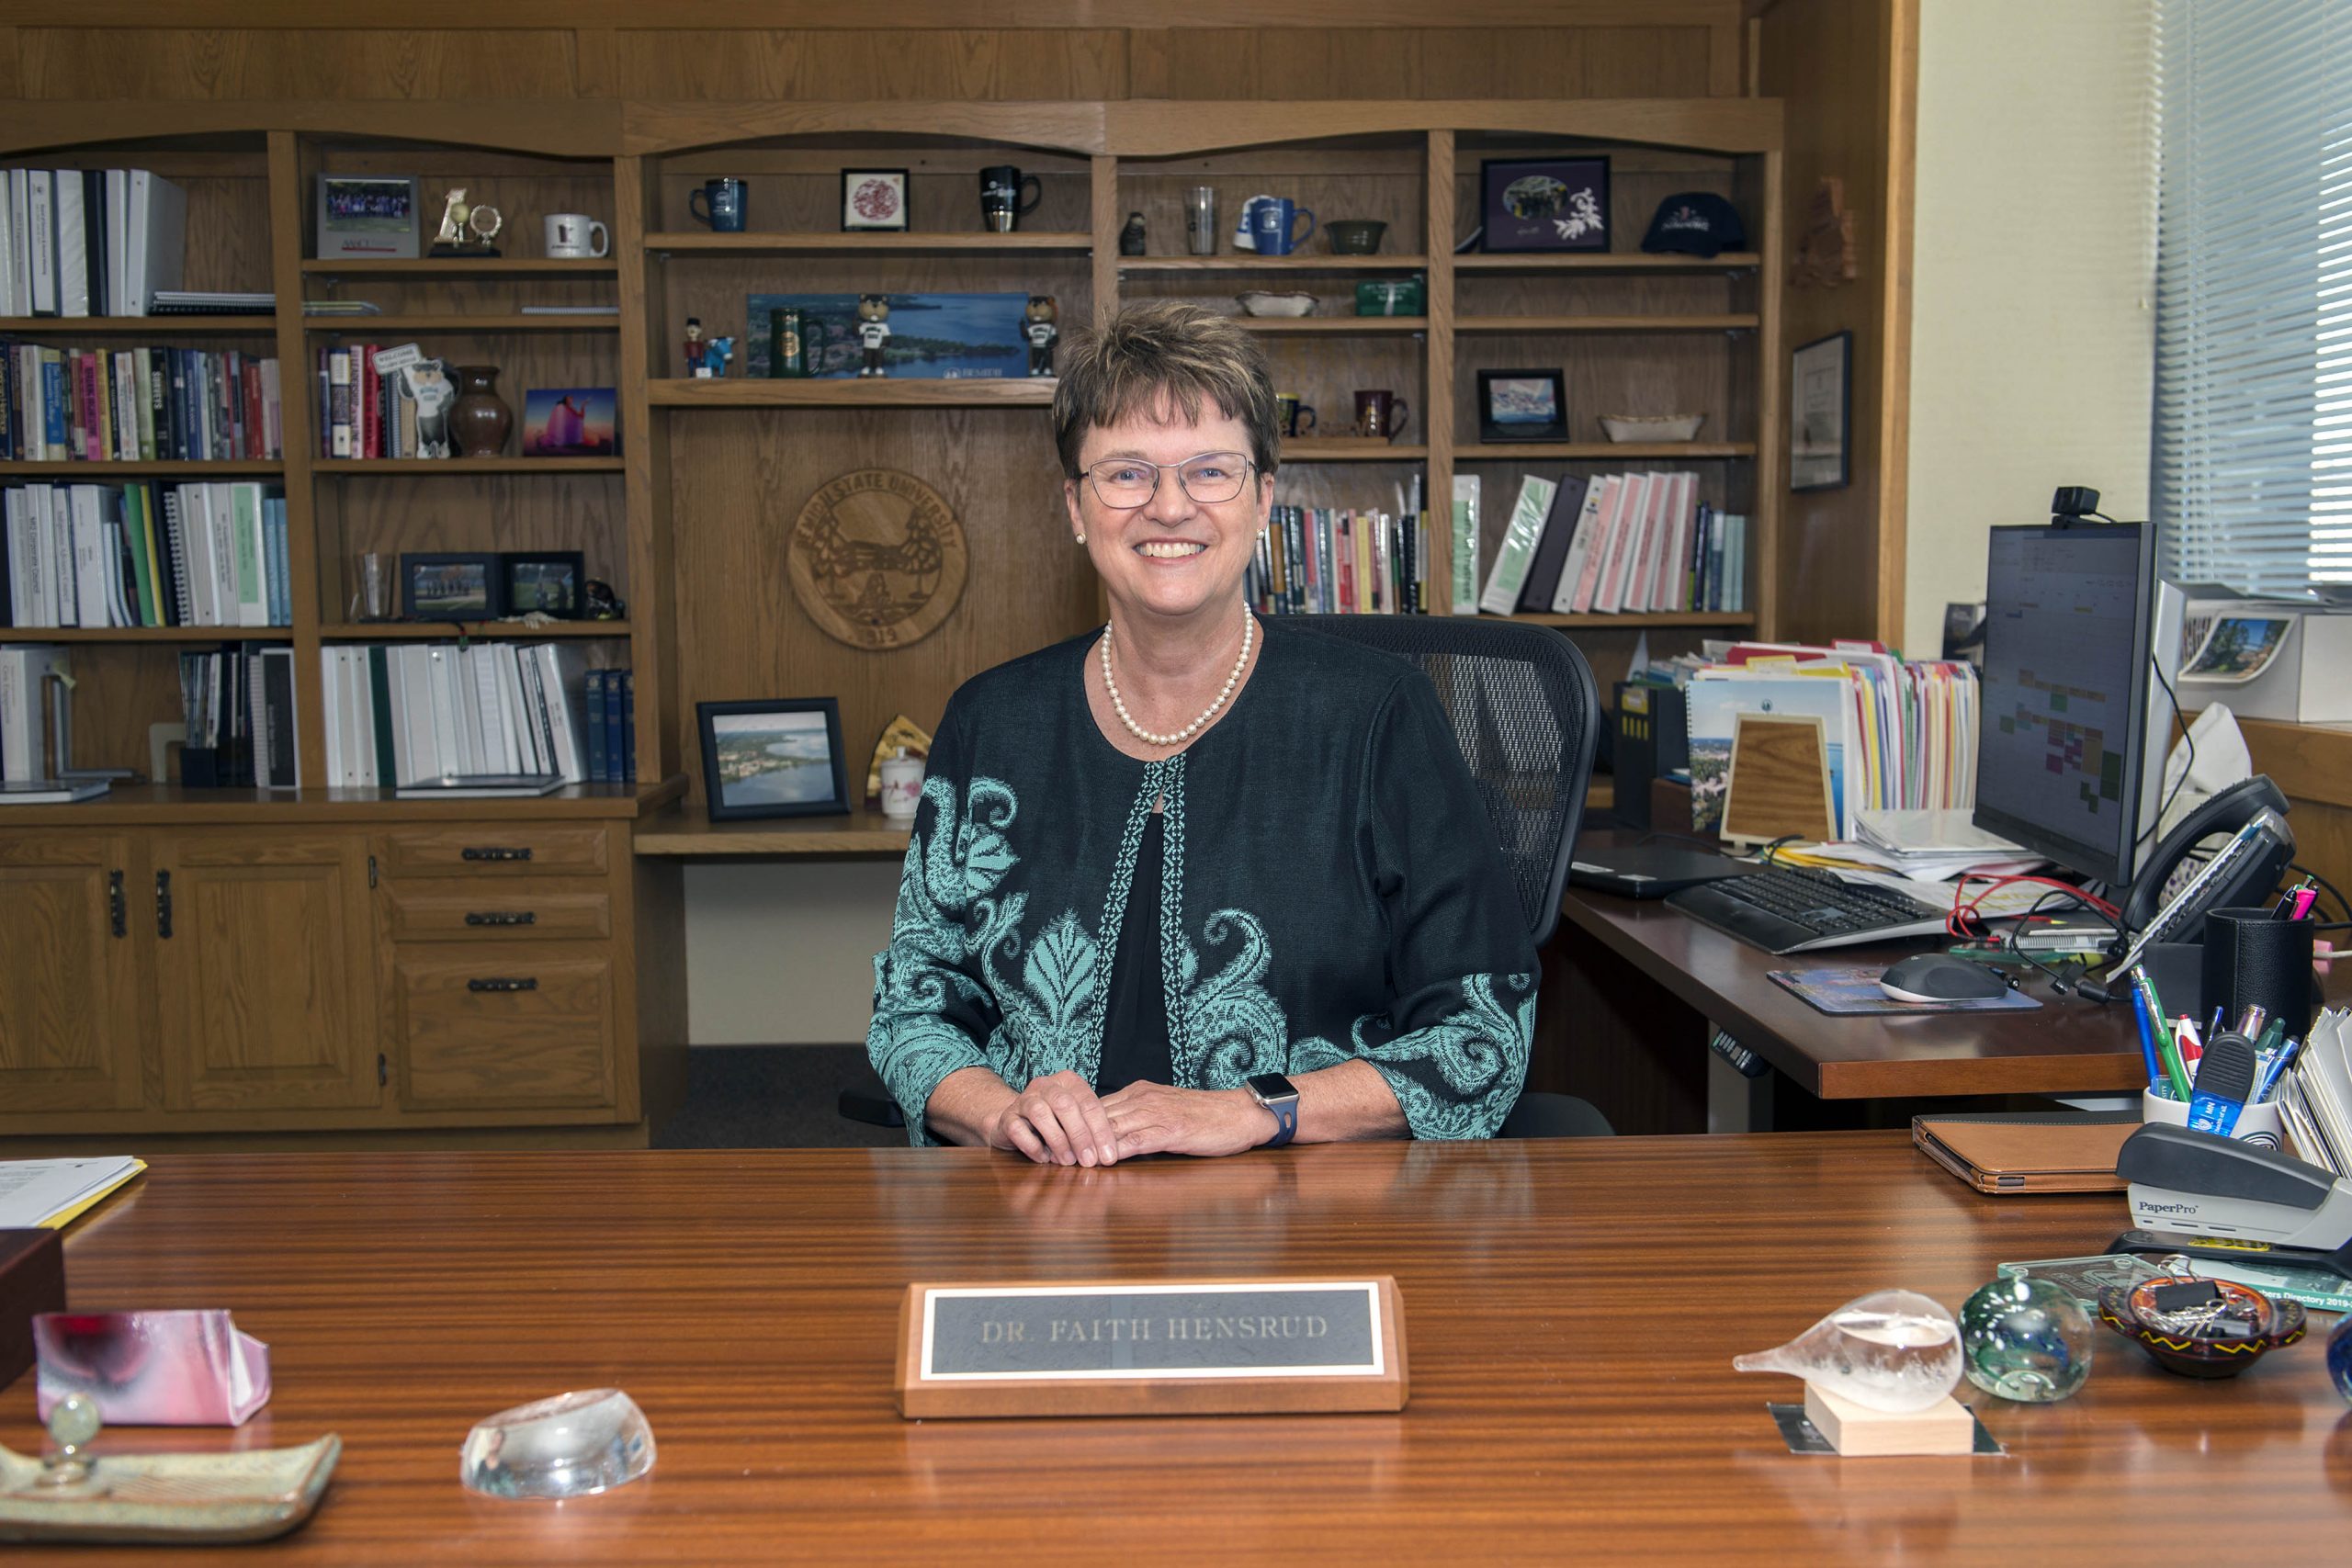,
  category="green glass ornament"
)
[1961,1275,2093,1403]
